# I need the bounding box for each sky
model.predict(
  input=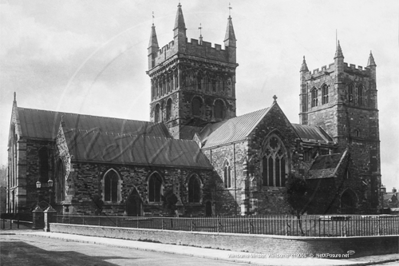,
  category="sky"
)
[0,0,398,190]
